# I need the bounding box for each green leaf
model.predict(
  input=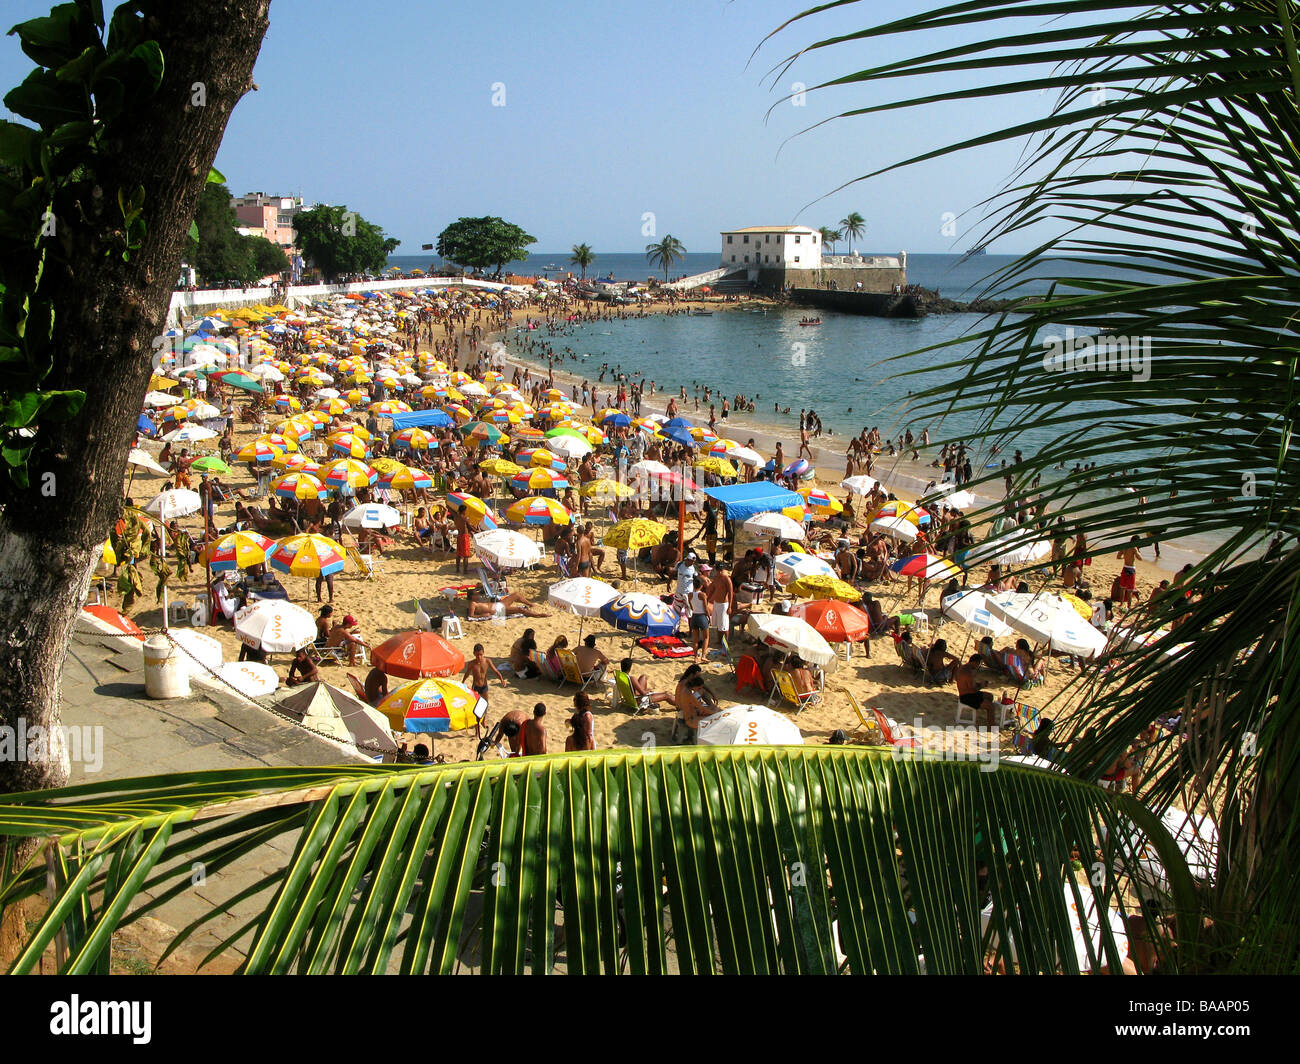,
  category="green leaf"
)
[207,166,226,184]
[128,40,163,94]
[188,220,200,243]
[54,45,99,85]
[3,70,87,129]
[0,120,38,170]
[8,4,85,69]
